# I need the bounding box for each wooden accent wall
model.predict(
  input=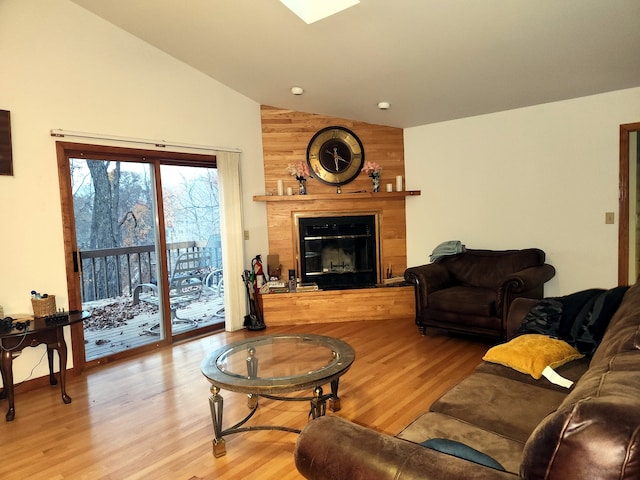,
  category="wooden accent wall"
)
[259,106,408,279]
